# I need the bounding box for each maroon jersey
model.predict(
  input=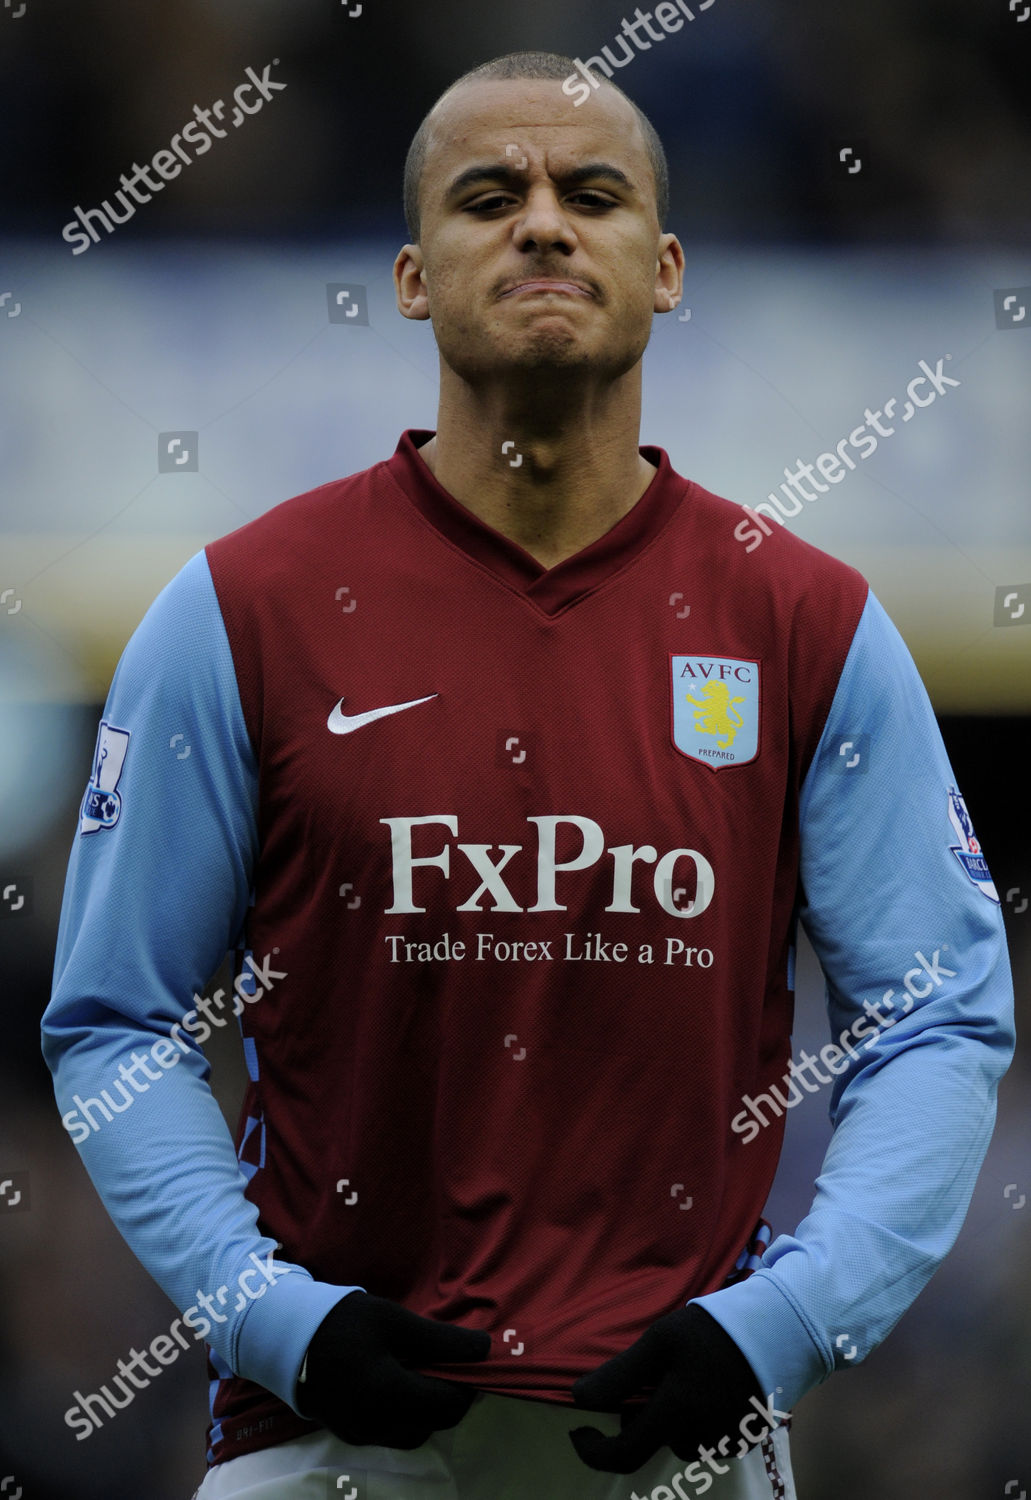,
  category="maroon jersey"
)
[200,428,867,1461]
